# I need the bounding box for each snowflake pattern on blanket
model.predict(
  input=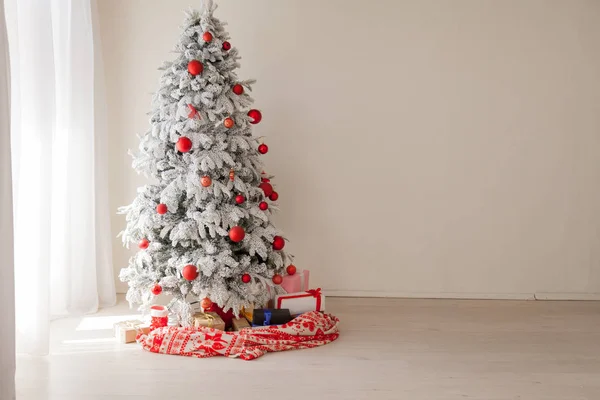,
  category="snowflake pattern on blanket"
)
[136,311,340,360]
